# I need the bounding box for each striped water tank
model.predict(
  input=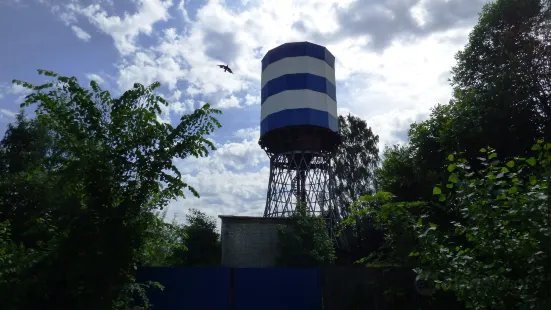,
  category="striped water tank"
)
[260,42,338,137]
